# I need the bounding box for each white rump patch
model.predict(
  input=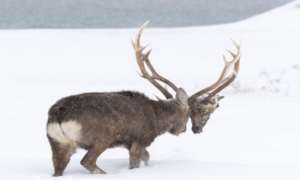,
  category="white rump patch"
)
[47,121,82,147]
